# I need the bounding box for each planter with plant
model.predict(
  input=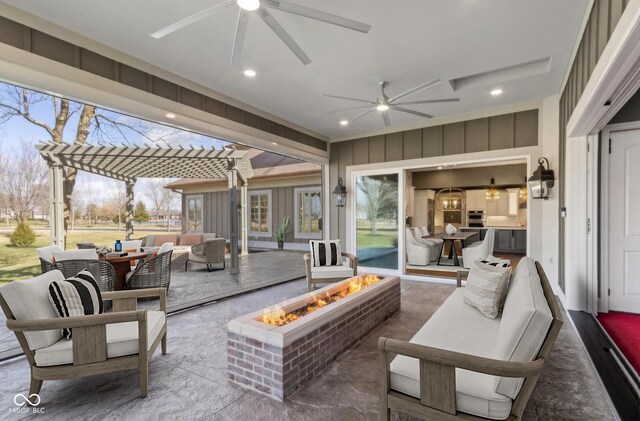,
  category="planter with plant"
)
[273,217,290,250]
